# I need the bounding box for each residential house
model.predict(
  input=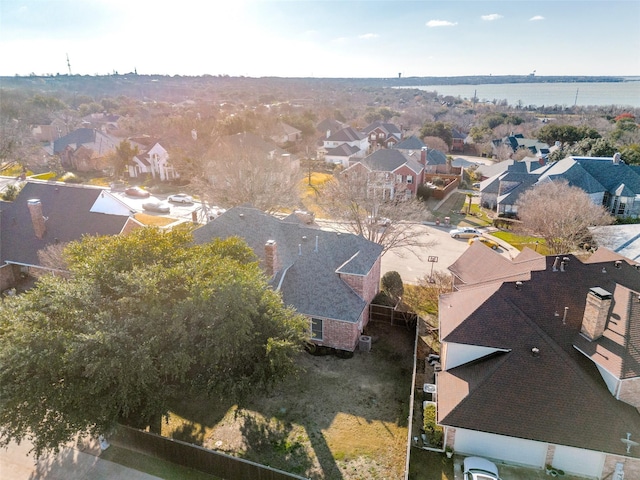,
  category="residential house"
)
[451,128,467,153]
[31,118,69,144]
[127,140,178,182]
[324,143,361,169]
[438,244,640,479]
[394,135,426,156]
[343,148,425,200]
[192,206,383,353]
[316,118,346,138]
[0,181,139,292]
[481,154,640,217]
[270,122,302,146]
[81,113,122,133]
[53,127,121,172]
[361,121,402,150]
[320,126,369,163]
[492,133,550,159]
